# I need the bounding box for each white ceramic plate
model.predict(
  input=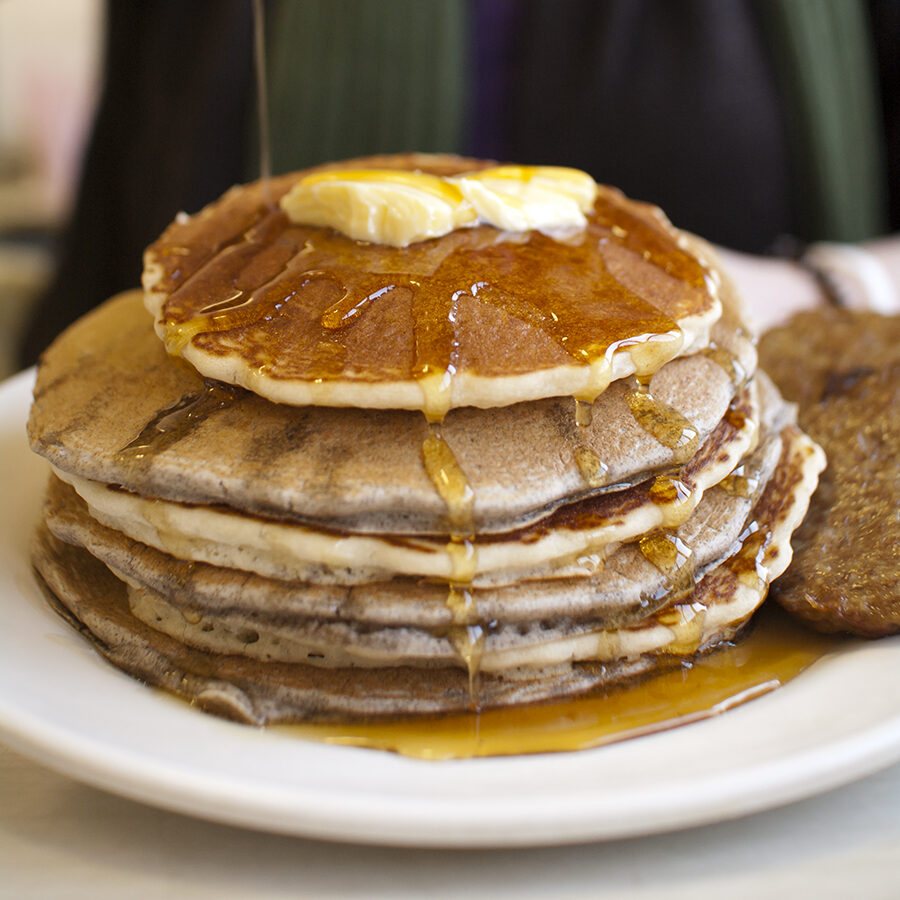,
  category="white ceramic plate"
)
[2,369,899,848]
